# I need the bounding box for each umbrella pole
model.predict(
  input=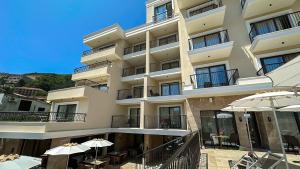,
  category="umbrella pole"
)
[244,111,253,152]
[94,146,98,169]
[66,155,70,169]
[270,98,289,169]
